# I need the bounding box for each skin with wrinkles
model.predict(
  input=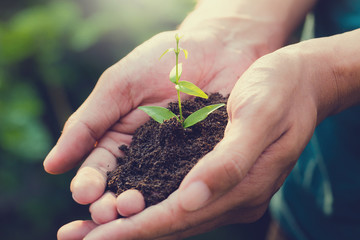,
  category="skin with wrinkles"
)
[45,0,360,239]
